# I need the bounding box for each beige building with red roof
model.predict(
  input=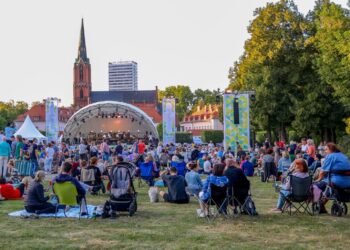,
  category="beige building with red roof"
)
[180,104,223,136]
